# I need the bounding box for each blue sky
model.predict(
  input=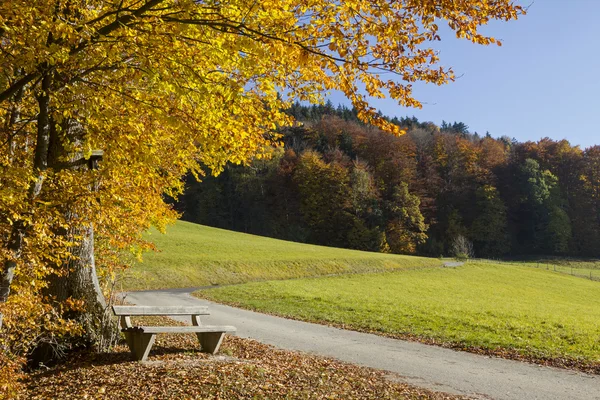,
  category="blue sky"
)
[328,1,600,149]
